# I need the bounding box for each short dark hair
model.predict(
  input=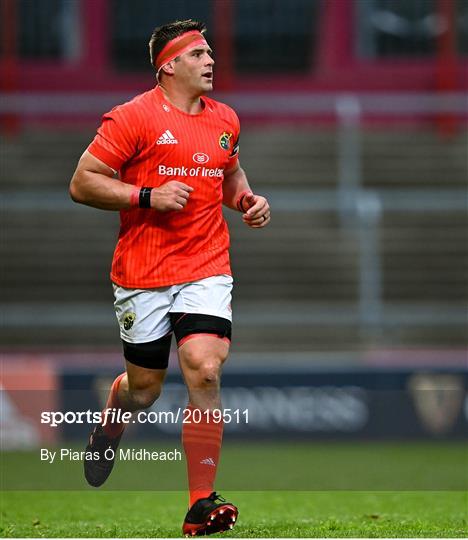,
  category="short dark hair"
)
[149,19,207,69]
